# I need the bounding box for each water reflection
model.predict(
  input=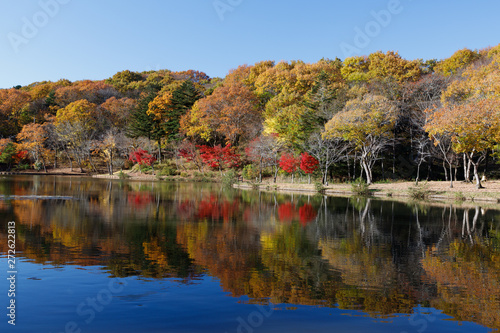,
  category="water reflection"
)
[1,176,499,330]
